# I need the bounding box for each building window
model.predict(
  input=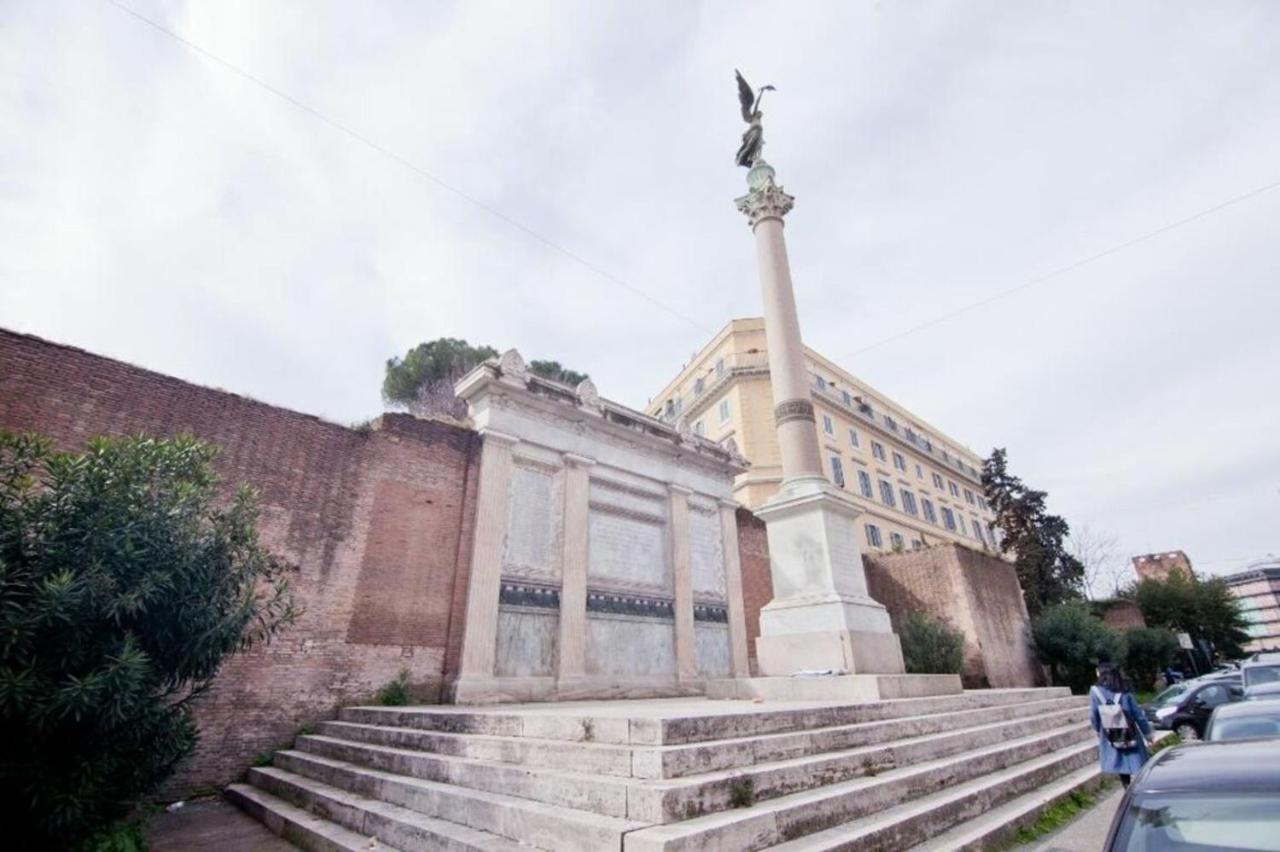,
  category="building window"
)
[973,522,986,546]
[673,397,683,416]
[866,524,883,548]
[885,416,898,432]
[822,414,834,435]
[878,479,896,508]
[872,441,886,462]
[694,420,705,436]
[988,524,998,545]
[956,516,968,536]
[841,390,852,406]
[890,532,904,550]
[922,498,937,524]
[915,463,924,480]
[932,473,944,490]
[857,469,873,498]
[858,401,874,418]
[948,481,960,498]
[964,488,975,506]
[942,507,957,531]
[911,538,923,550]
[693,377,705,396]
[830,455,845,488]
[715,358,726,378]
[718,399,731,423]
[892,451,906,472]
[901,490,918,516]
[849,428,860,448]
